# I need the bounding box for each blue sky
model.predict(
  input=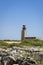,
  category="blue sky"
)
[0,0,43,40]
